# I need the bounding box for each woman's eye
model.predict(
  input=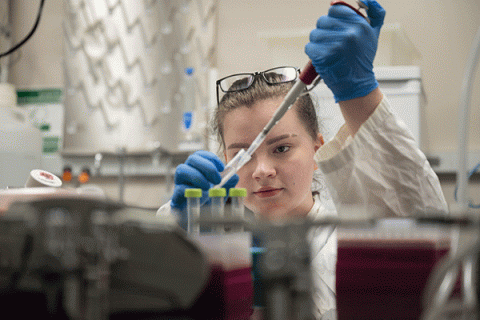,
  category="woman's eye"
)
[274,145,290,153]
